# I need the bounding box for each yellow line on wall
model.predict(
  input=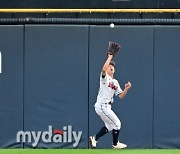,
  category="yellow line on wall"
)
[0,9,179,13]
